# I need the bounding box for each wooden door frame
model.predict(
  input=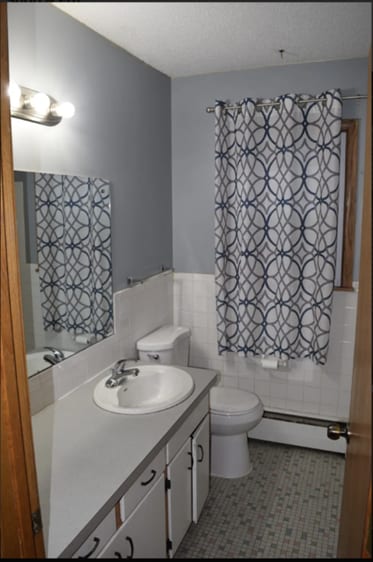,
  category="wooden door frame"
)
[337,47,371,558]
[0,3,45,557]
